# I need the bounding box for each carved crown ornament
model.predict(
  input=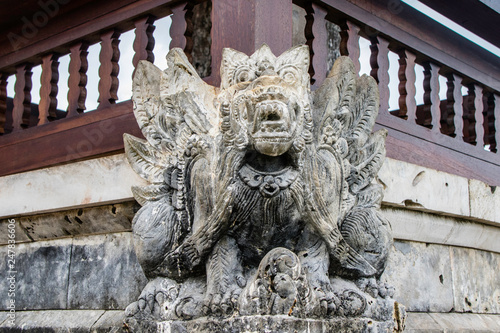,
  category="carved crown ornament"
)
[123,44,405,332]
